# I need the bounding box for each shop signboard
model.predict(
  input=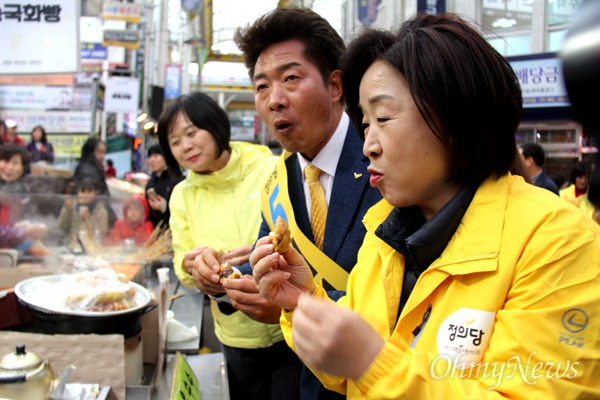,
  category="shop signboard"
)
[0,85,73,110]
[0,1,80,74]
[47,134,91,156]
[102,29,140,50]
[81,42,108,61]
[0,74,74,86]
[102,2,142,24]
[104,77,139,114]
[0,110,92,133]
[509,53,570,108]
